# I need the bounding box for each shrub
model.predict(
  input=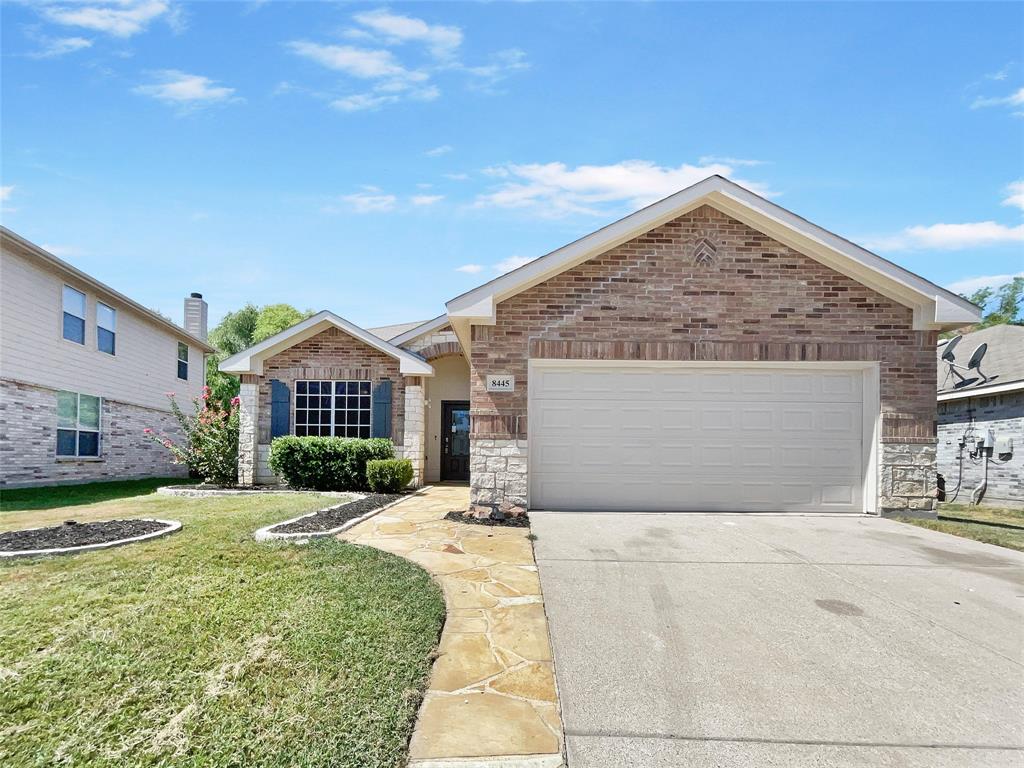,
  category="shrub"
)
[145,387,240,486]
[366,459,414,493]
[268,436,394,491]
